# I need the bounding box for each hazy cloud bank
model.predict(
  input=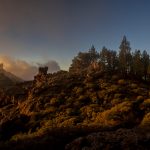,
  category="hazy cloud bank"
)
[0,55,60,80]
